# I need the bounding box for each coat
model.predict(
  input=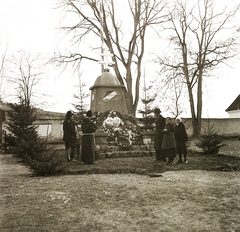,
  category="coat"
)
[81,117,97,164]
[63,118,76,142]
[154,115,166,150]
[162,123,176,150]
[175,122,188,154]
[175,122,188,143]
